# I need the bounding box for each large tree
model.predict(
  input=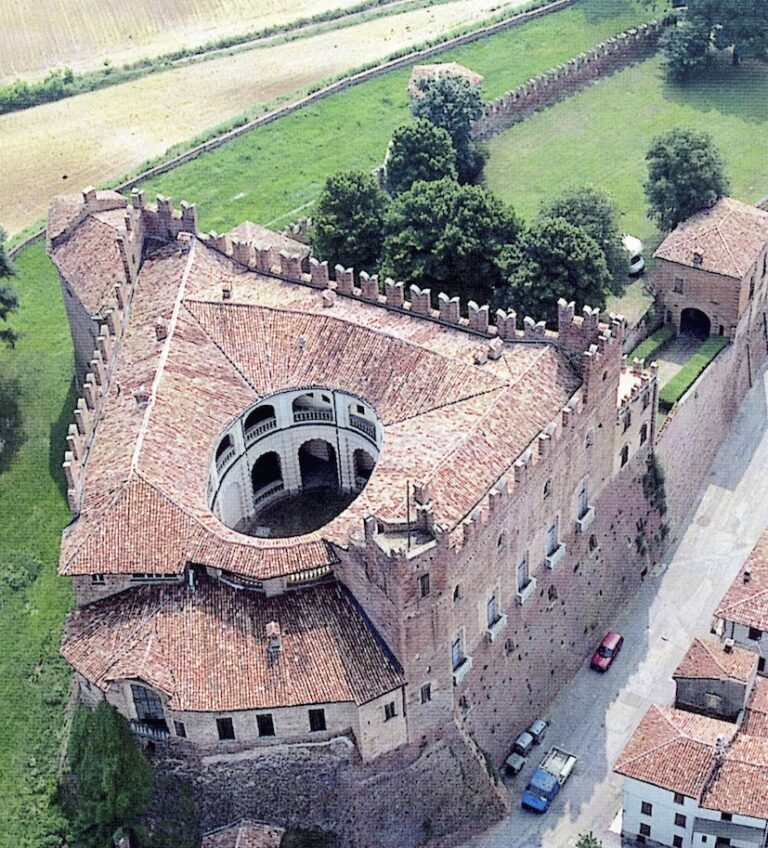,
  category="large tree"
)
[644,128,728,232]
[411,74,485,183]
[310,170,389,273]
[507,217,611,325]
[539,187,626,291]
[380,177,520,305]
[384,119,457,195]
[0,227,19,348]
[67,703,153,848]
